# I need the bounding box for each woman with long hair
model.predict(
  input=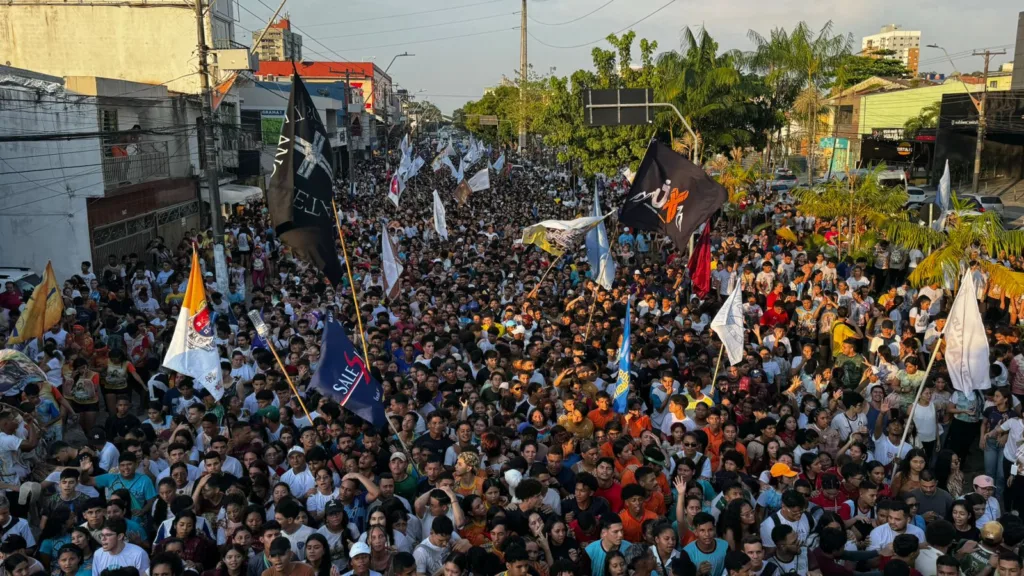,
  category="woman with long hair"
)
[307,468,340,522]
[357,508,411,553]
[987,388,1023,504]
[910,382,940,462]
[69,527,98,575]
[158,510,218,571]
[672,480,703,548]
[604,551,628,576]
[201,544,247,576]
[951,499,980,542]
[865,461,894,499]
[717,499,757,551]
[891,448,928,497]
[933,450,964,498]
[482,478,507,511]
[648,521,680,576]
[776,414,798,449]
[366,525,394,575]
[303,533,333,576]
[315,506,355,572]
